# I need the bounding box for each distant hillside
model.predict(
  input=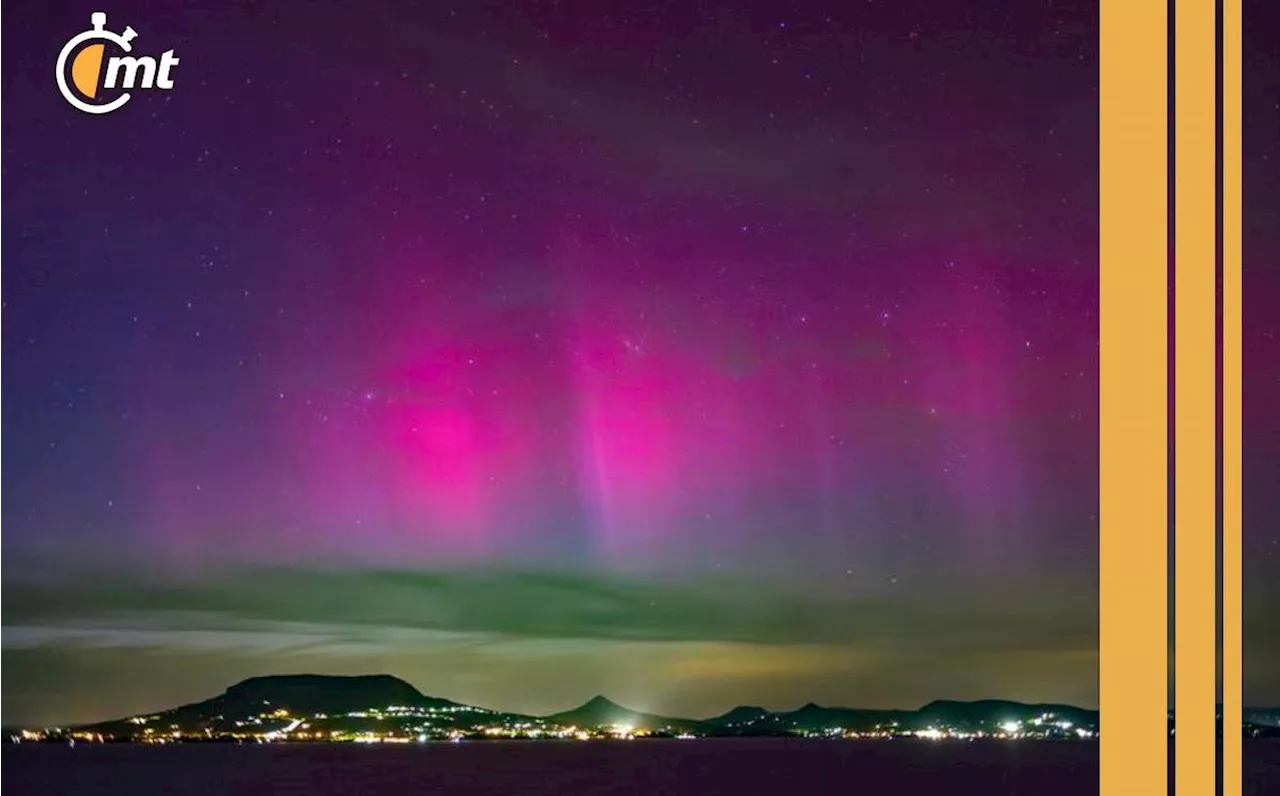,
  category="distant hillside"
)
[914,700,1099,731]
[700,705,779,735]
[222,674,454,713]
[543,696,695,733]
[696,699,1103,736]
[78,674,468,737]
[1244,707,1280,728]
[778,702,912,733]
[8,673,1144,743]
